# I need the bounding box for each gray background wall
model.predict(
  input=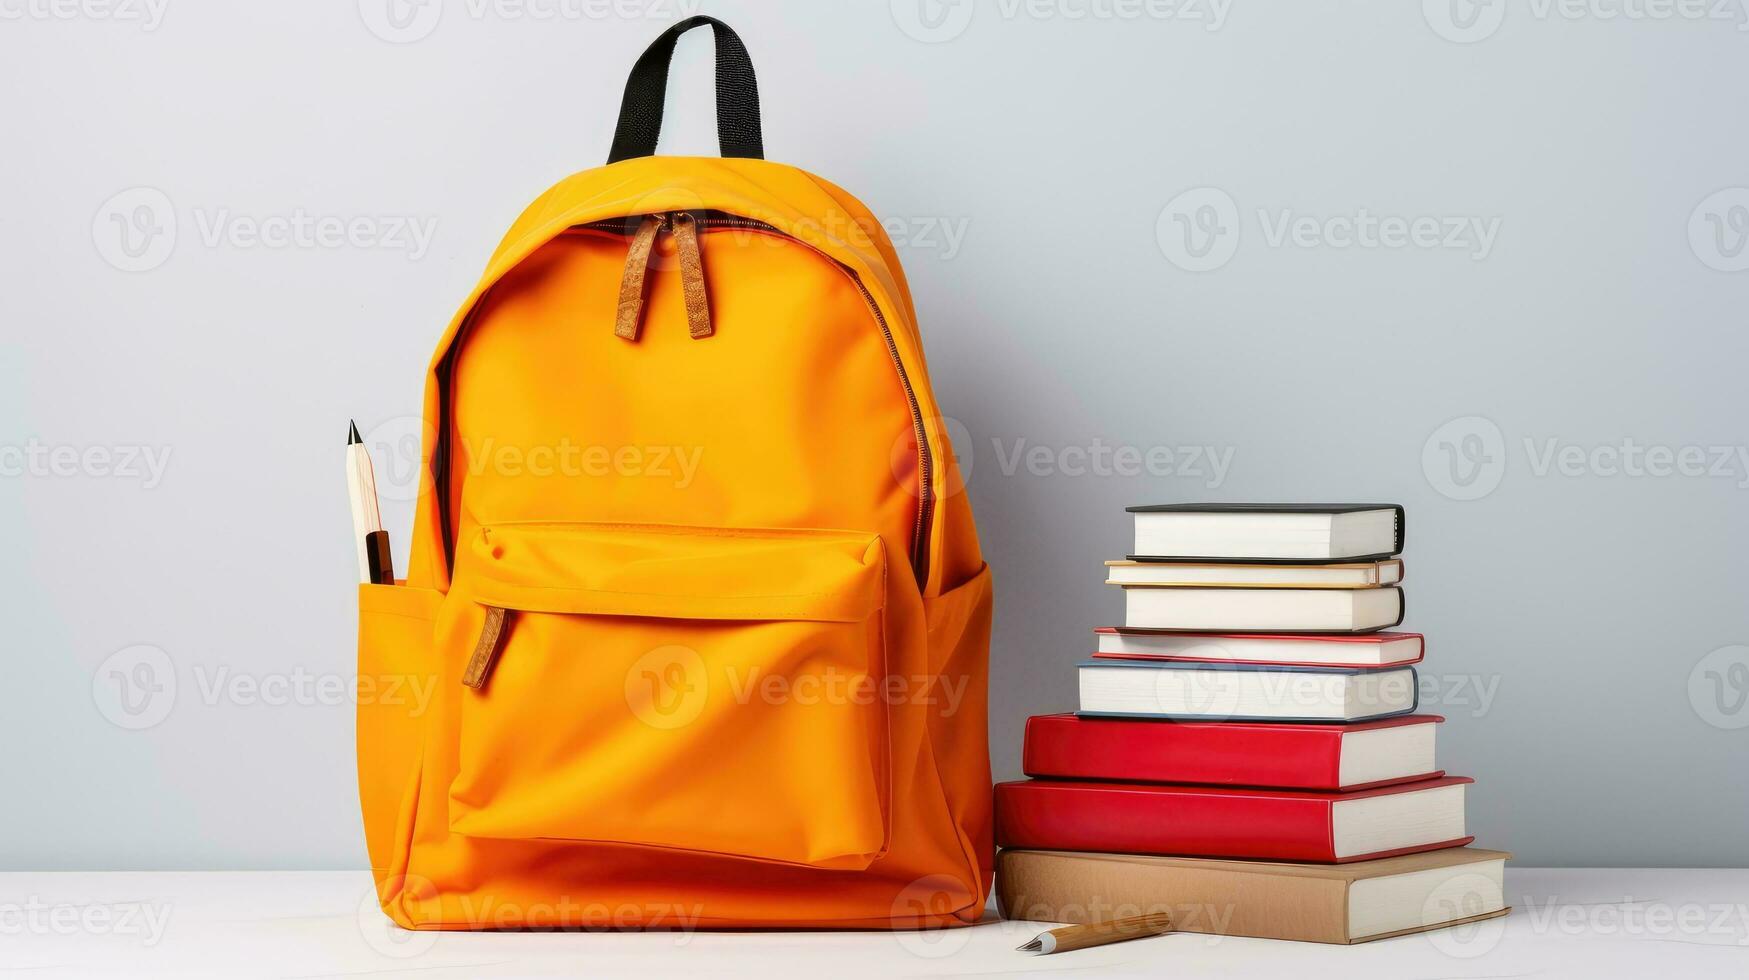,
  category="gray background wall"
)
[3,0,1745,870]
